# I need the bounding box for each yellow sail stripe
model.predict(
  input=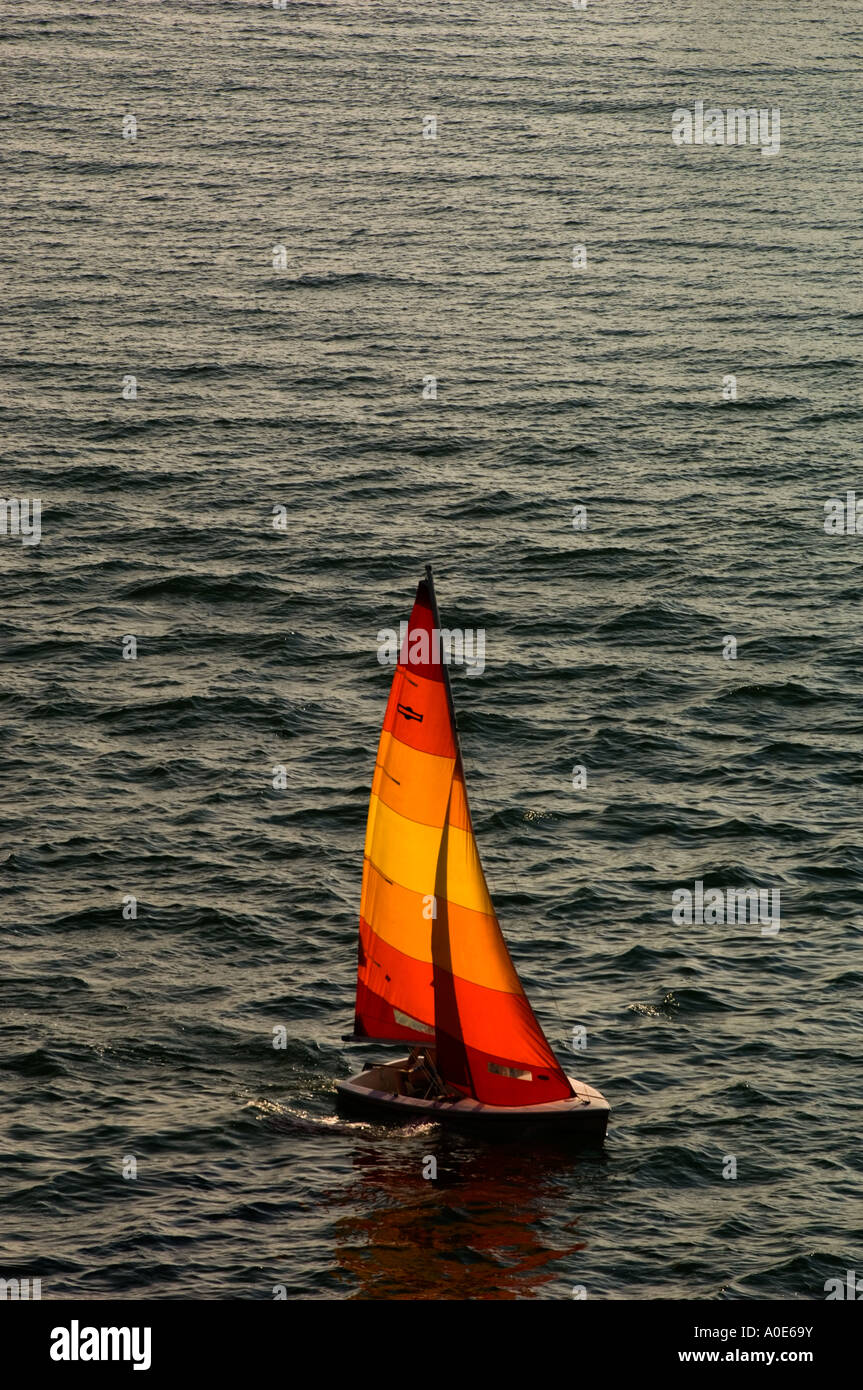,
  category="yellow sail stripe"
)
[365,794,494,917]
